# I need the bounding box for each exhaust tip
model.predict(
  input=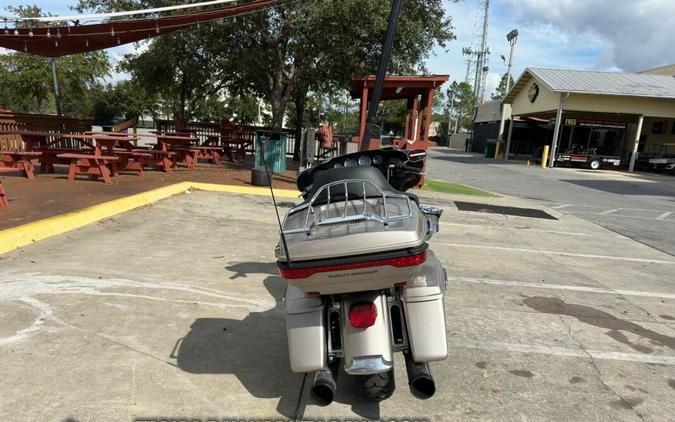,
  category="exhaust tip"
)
[410,377,436,400]
[311,383,335,406]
